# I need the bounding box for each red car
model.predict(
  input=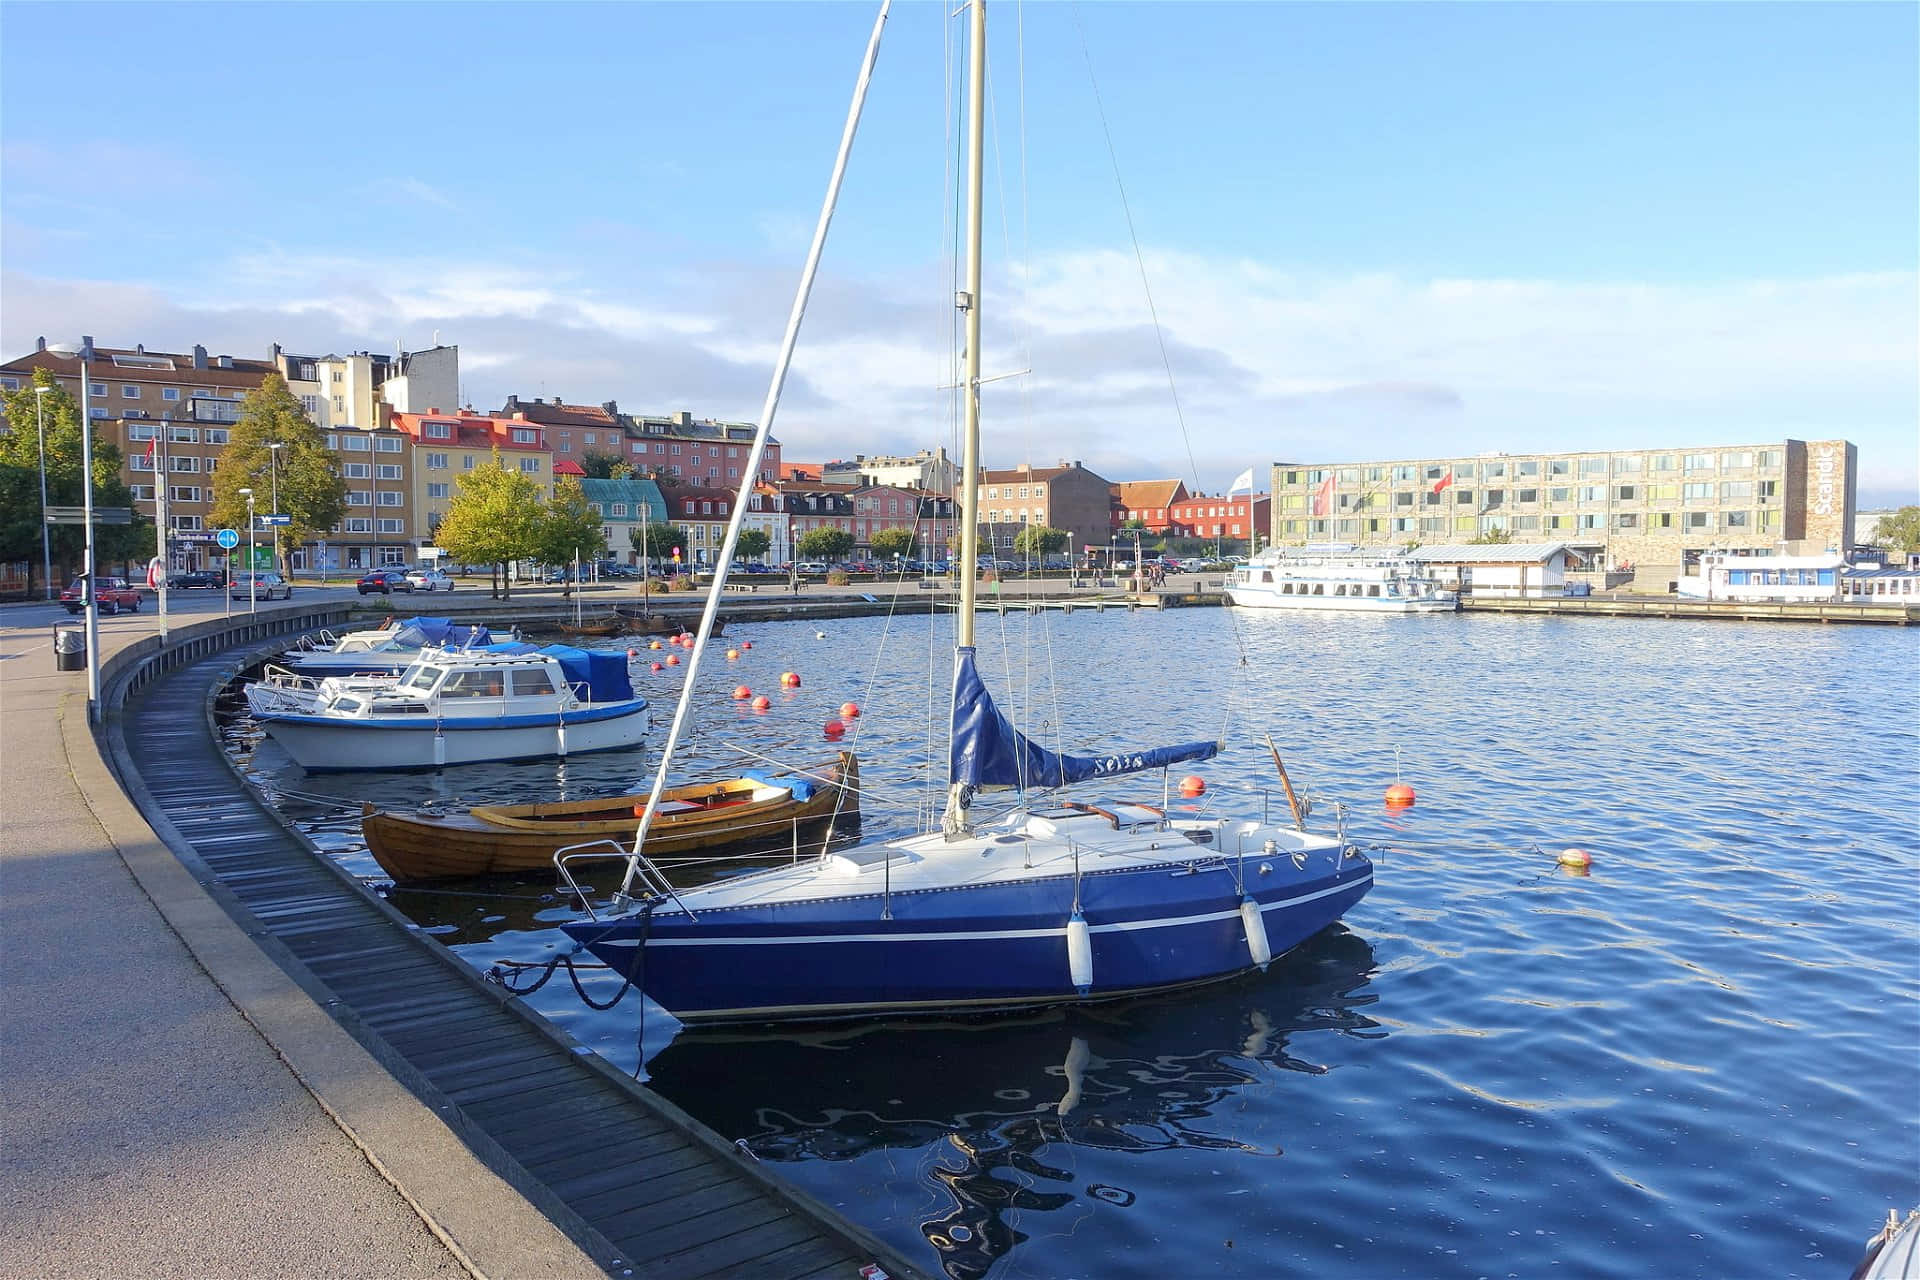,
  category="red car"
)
[61,576,142,615]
